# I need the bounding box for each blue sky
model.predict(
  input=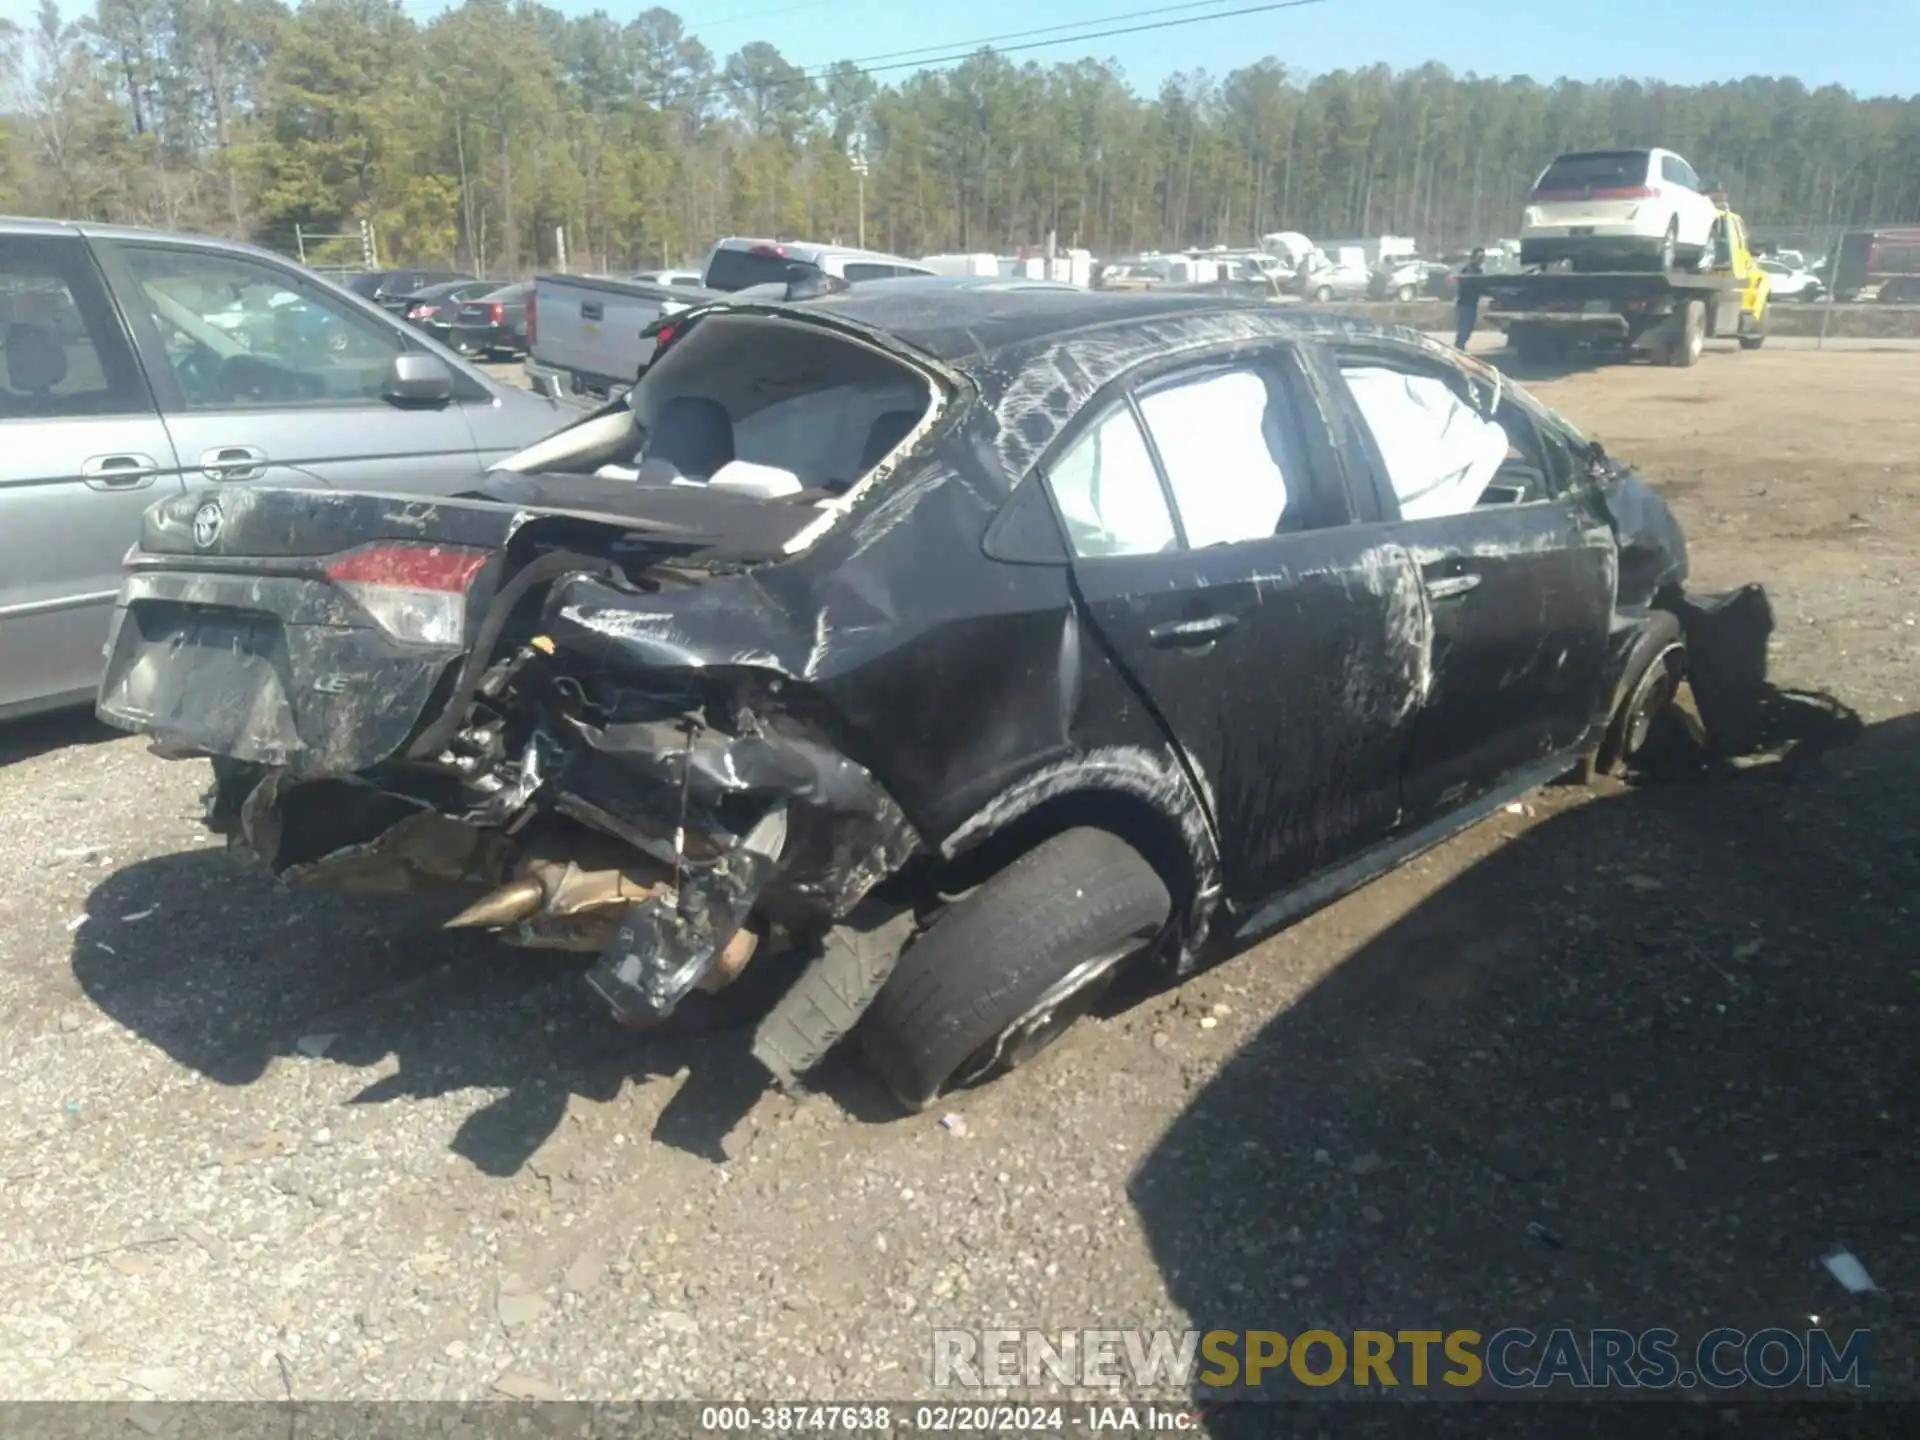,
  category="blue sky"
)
[552,0,1911,96]
[8,0,1916,99]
